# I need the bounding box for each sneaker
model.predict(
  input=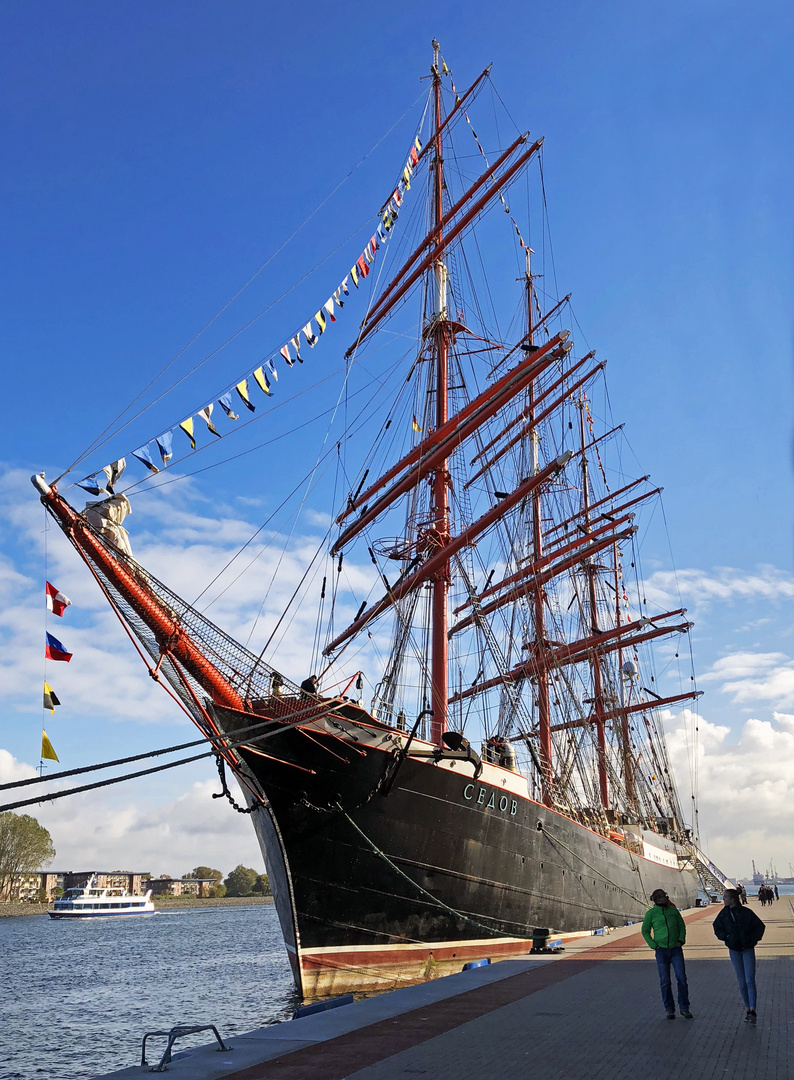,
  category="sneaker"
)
[666,1011,676,1019]
[748,1010,757,1024]
[680,1010,693,1019]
